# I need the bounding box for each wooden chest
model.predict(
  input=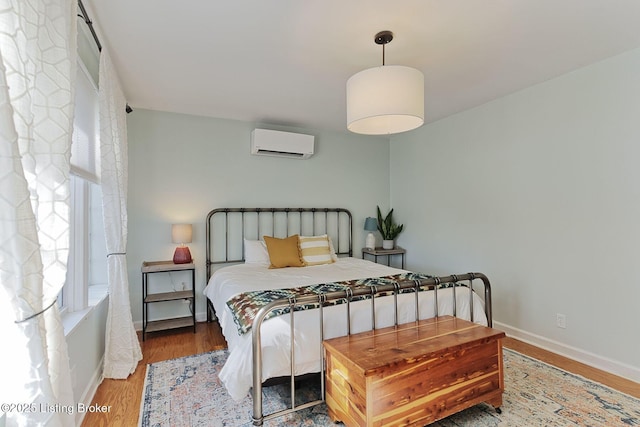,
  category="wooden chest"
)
[323,316,505,427]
